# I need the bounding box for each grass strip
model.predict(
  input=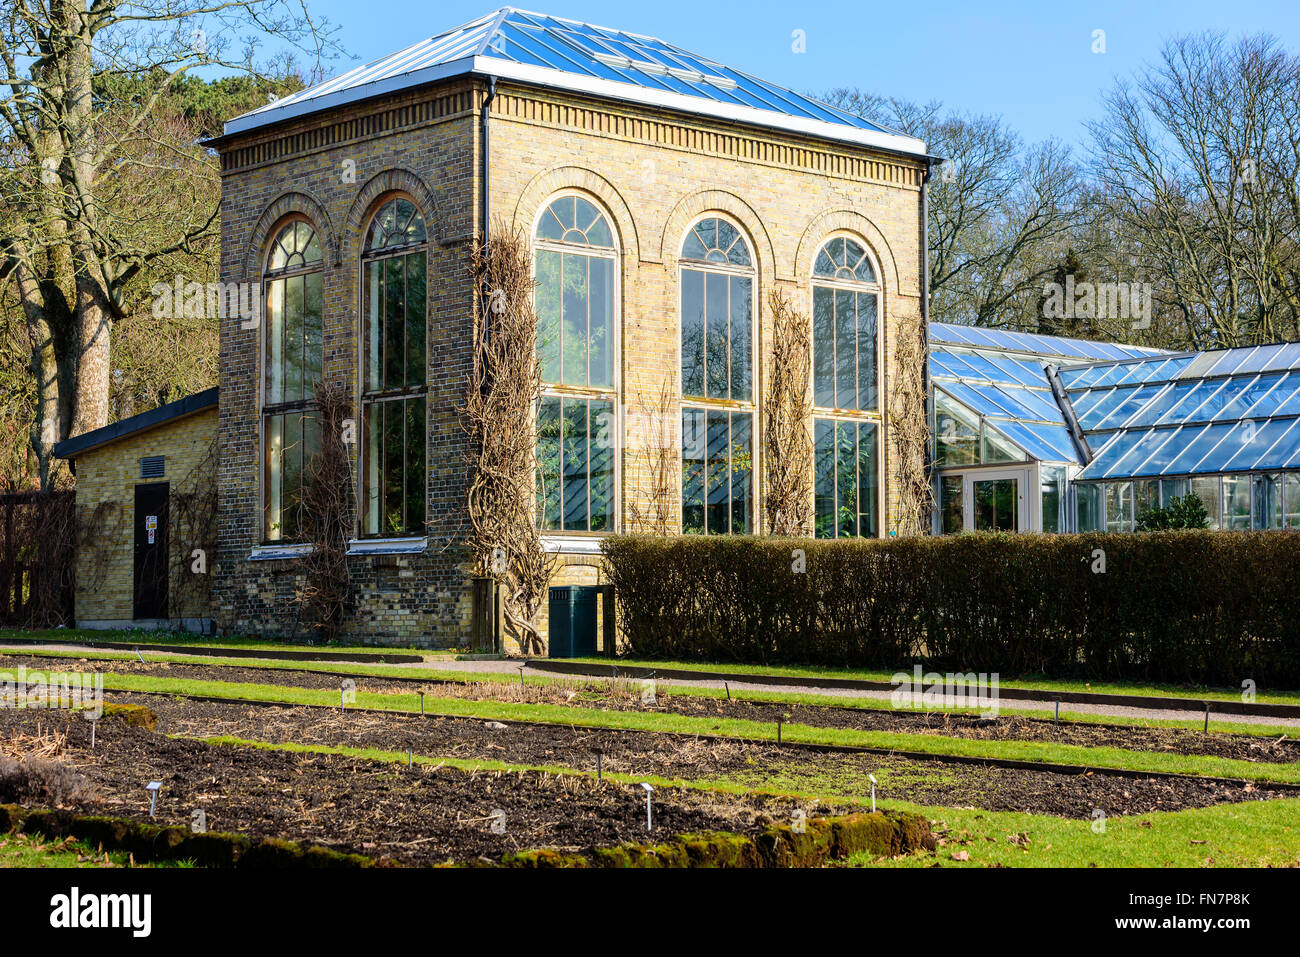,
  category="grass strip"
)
[6,646,1298,740]
[86,671,1300,785]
